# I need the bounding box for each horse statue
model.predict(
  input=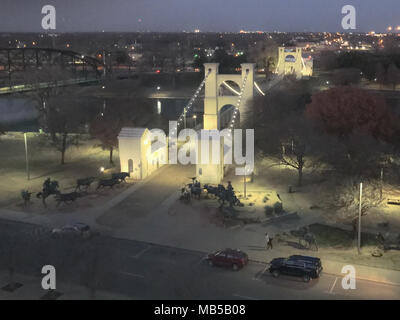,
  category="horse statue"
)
[36,178,60,208]
[179,185,191,203]
[205,182,241,209]
[295,226,318,251]
[187,177,202,200]
[302,233,318,251]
